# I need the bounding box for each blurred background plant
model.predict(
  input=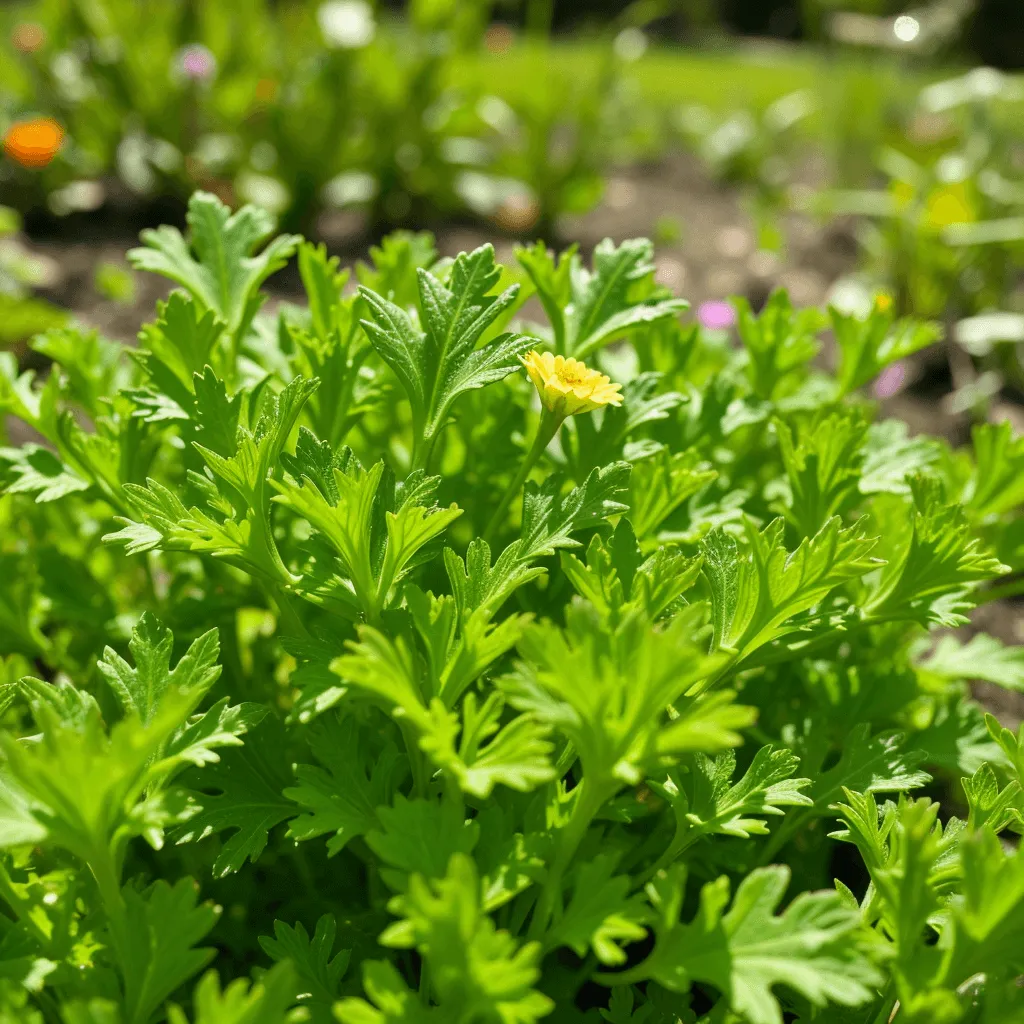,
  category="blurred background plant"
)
[0,204,66,344]
[1,0,1023,426]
